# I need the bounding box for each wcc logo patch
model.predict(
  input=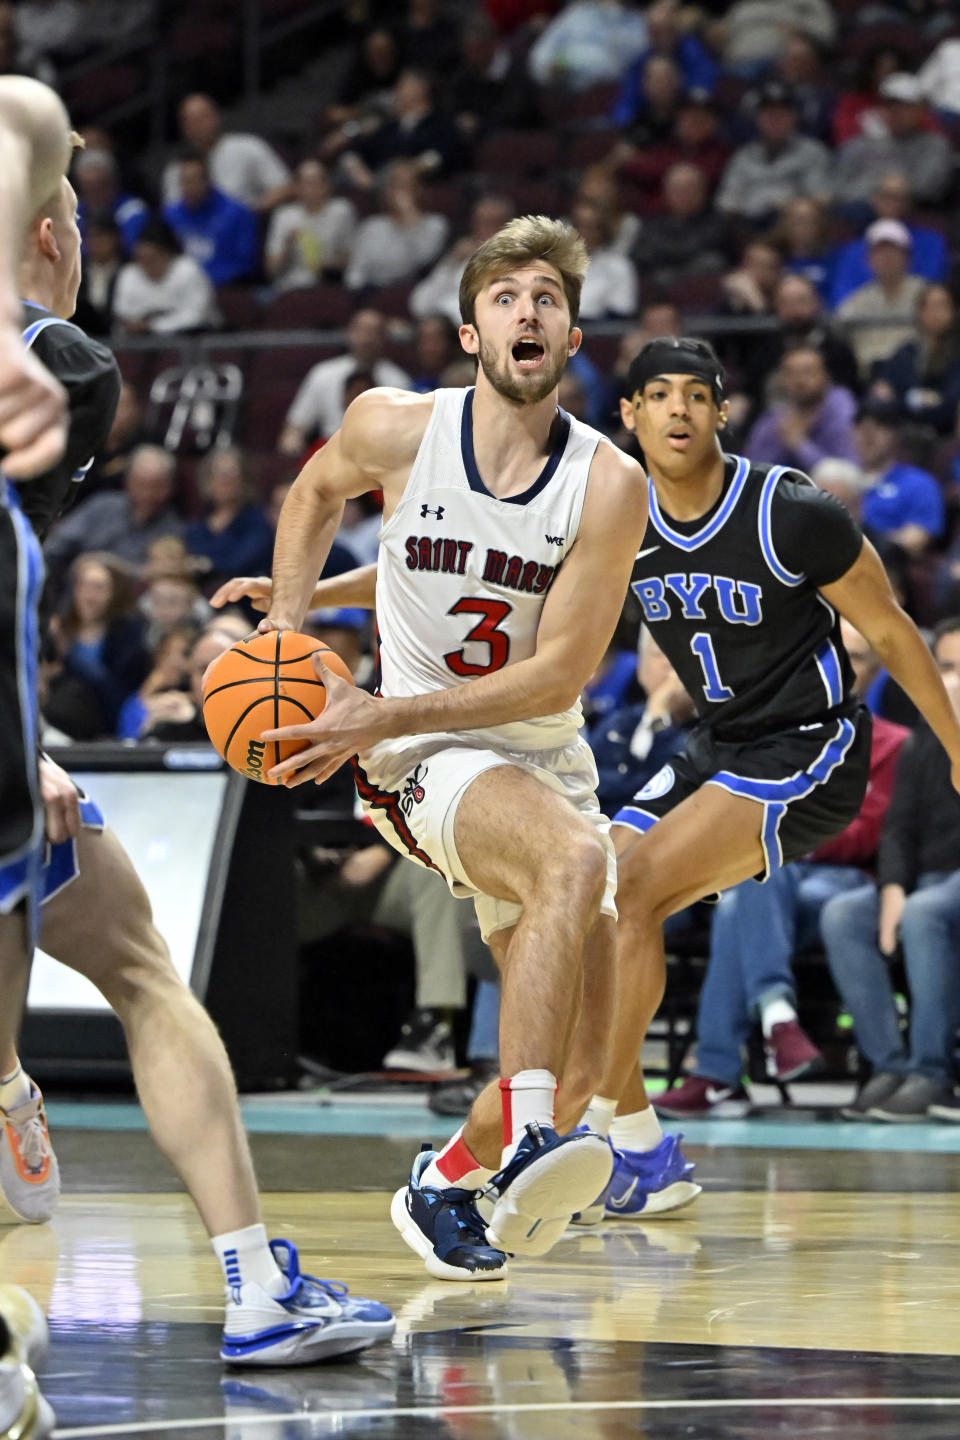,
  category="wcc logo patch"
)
[634,764,676,803]
[400,763,428,815]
